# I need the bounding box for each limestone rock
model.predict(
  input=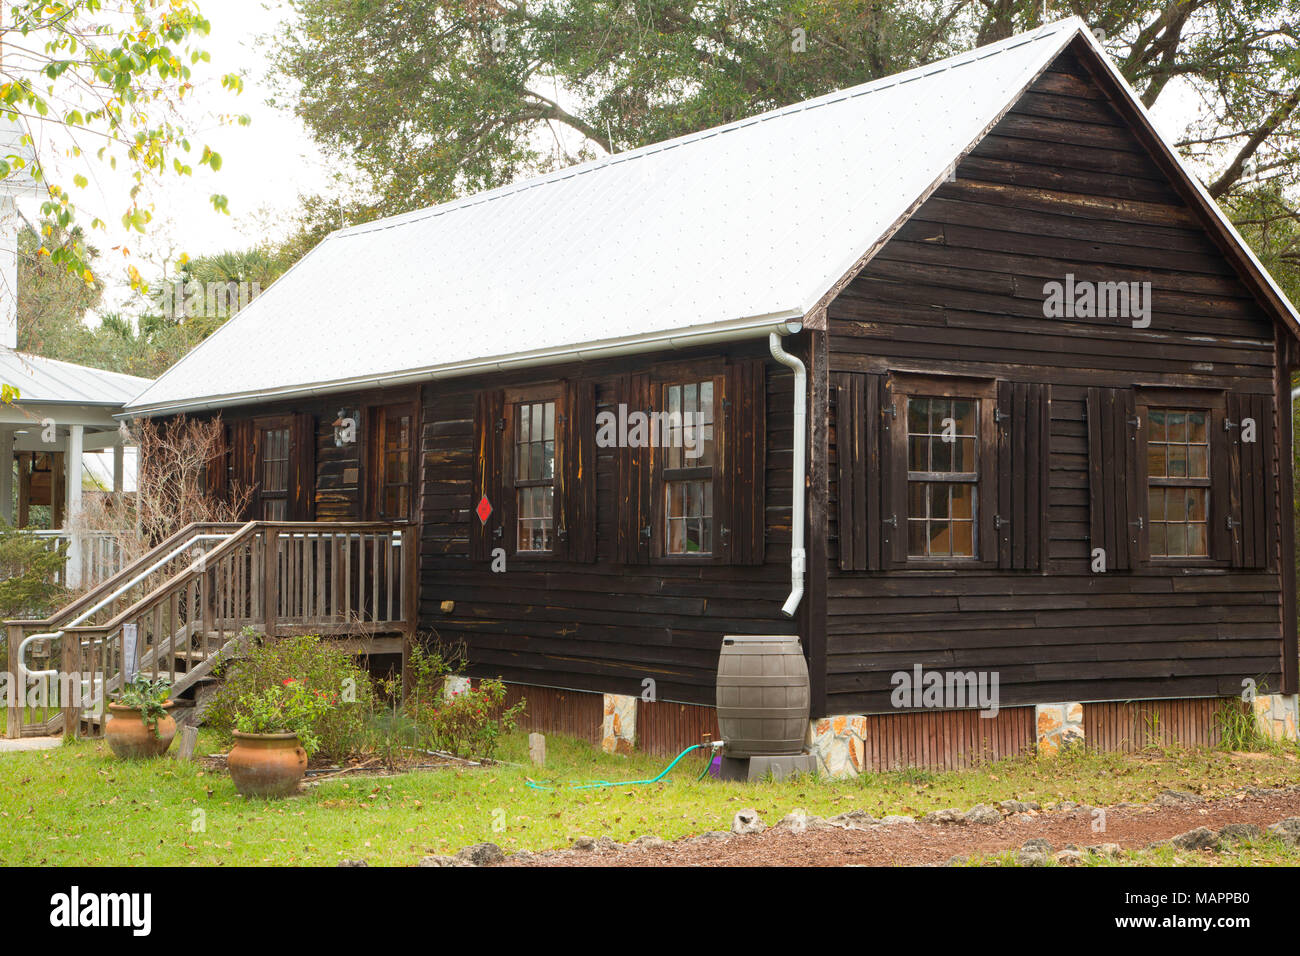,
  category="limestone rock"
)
[1169,827,1218,851]
[732,808,766,835]
[417,855,463,867]
[963,804,1002,825]
[337,859,368,867]
[998,799,1040,814]
[455,842,505,866]
[1154,790,1205,807]
[1267,817,1300,847]
[923,807,966,825]
[828,809,877,829]
[1055,849,1084,865]
[1218,823,1263,847]
[571,835,597,851]
[880,814,915,825]
[632,834,667,848]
